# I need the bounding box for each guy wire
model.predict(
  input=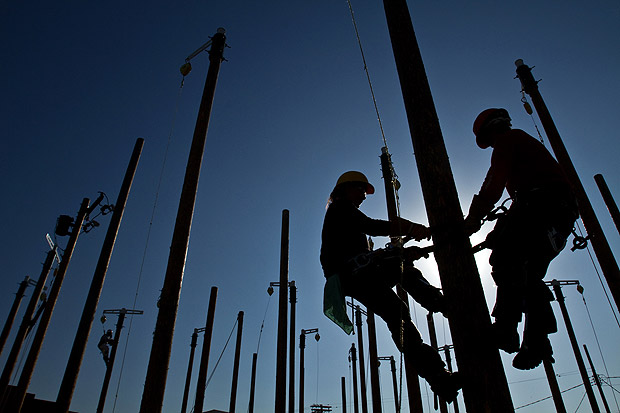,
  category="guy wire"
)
[346,0,389,151]
[111,75,186,412]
